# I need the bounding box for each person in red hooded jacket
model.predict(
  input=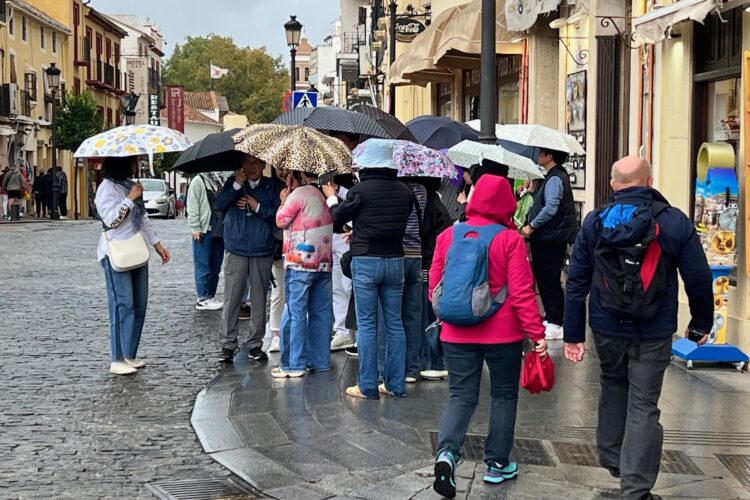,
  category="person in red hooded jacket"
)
[429,175,547,498]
